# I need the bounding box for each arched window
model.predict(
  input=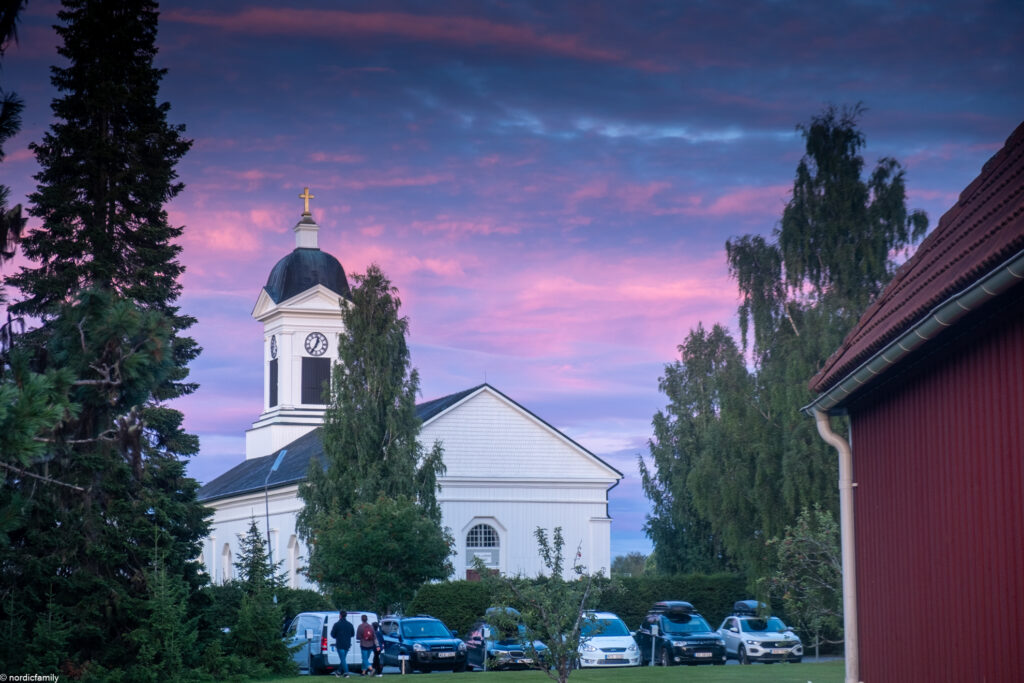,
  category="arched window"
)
[465,523,500,579]
[221,543,232,584]
[466,524,499,548]
[288,535,300,588]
